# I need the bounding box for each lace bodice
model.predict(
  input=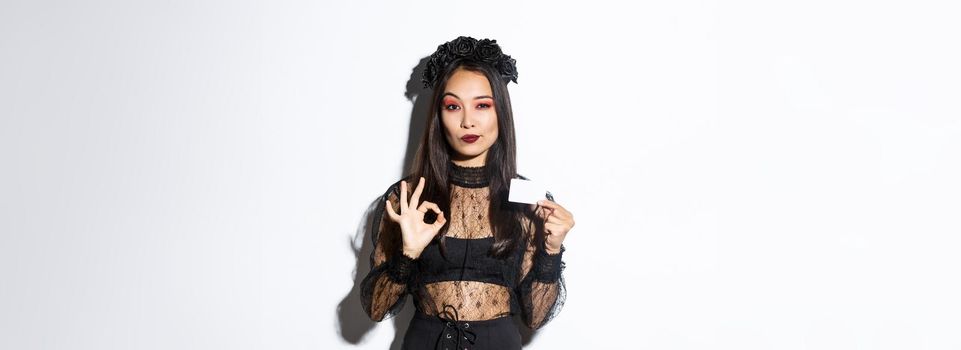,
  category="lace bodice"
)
[360,162,566,329]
